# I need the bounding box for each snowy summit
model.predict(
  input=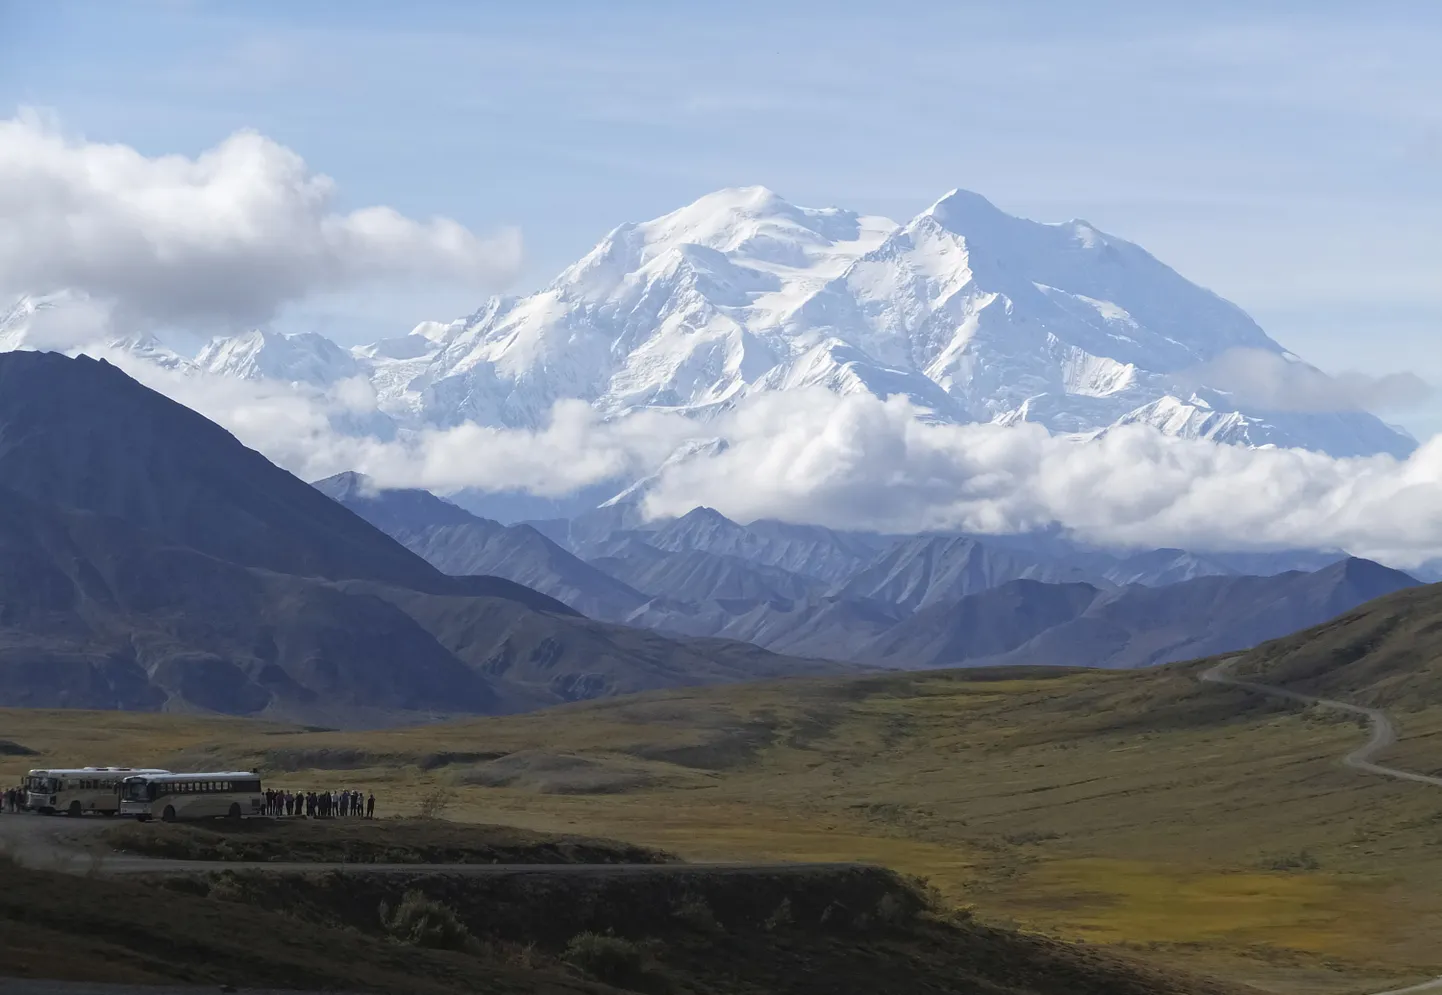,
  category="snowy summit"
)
[5,186,1416,460]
